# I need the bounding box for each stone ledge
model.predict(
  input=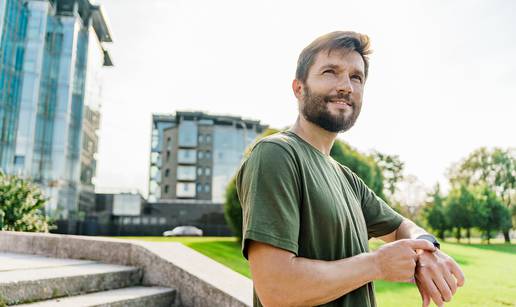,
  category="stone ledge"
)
[0,231,253,307]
